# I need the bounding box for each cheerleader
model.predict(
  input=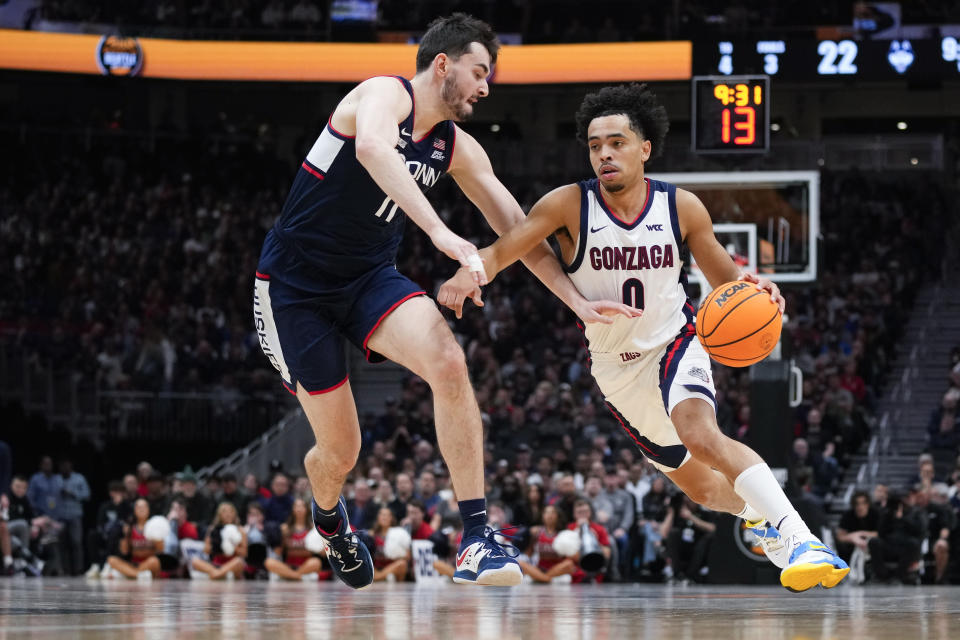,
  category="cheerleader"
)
[106,498,163,579]
[370,507,408,582]
[191,502,247,580]
[518,505,576,583]
[264,498,322,580]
